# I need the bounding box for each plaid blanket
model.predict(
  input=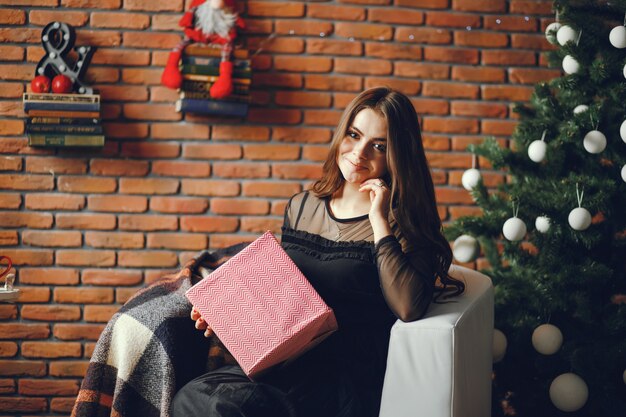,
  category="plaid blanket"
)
[71,244,248,417]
